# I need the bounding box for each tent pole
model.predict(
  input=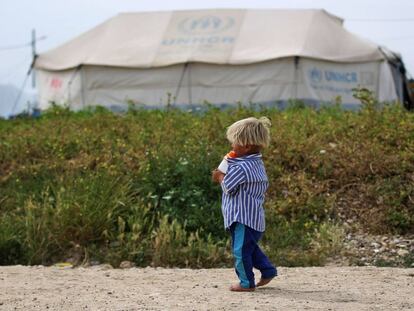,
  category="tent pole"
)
[188,62,192,105]
[294,56,300,100]
[67,66,81,108]
[174,63,188,106]
[80,65,86,108]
